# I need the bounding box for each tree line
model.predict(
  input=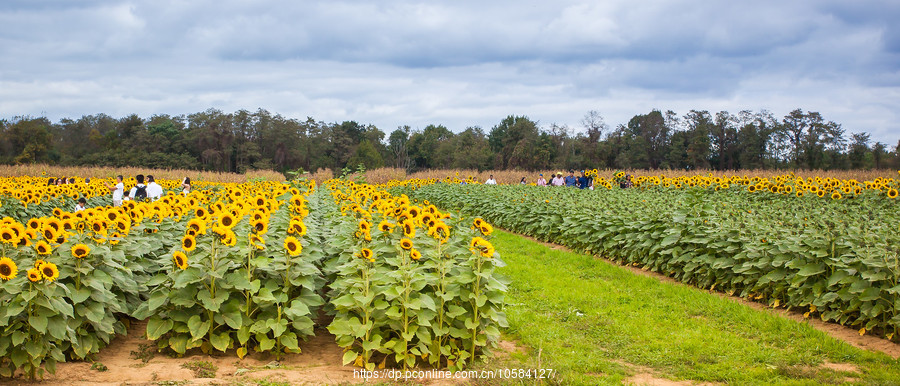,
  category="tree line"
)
[1,108,897,174]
